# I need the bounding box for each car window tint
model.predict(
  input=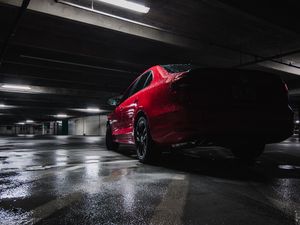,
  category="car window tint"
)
[121,78,140,101]
[131,71,151,95]
[121,71,152,102]
[143,72,153,88]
